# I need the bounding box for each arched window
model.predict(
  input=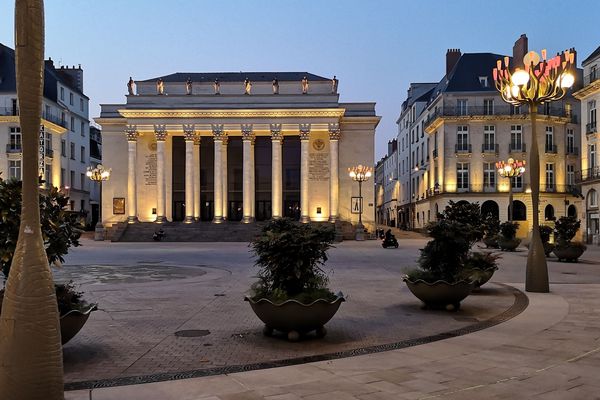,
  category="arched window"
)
[512,200,527,221]
[588,189,598,209]
[481,200,499,219]
[568,204,577,218]
[544,204,555,221]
